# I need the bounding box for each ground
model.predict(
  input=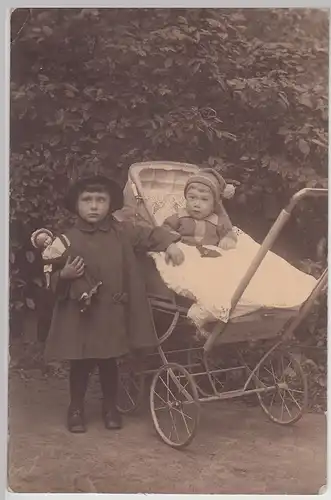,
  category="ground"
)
[8,369,326,495]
